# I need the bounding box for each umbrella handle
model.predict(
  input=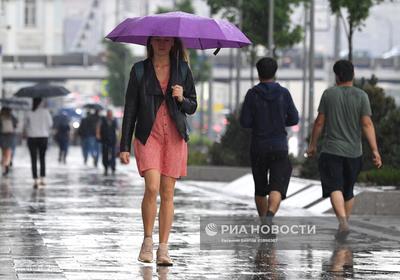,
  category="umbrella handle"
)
[213,48,221,55]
